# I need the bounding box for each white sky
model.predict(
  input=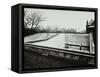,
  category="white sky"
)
[25,8,94,32]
